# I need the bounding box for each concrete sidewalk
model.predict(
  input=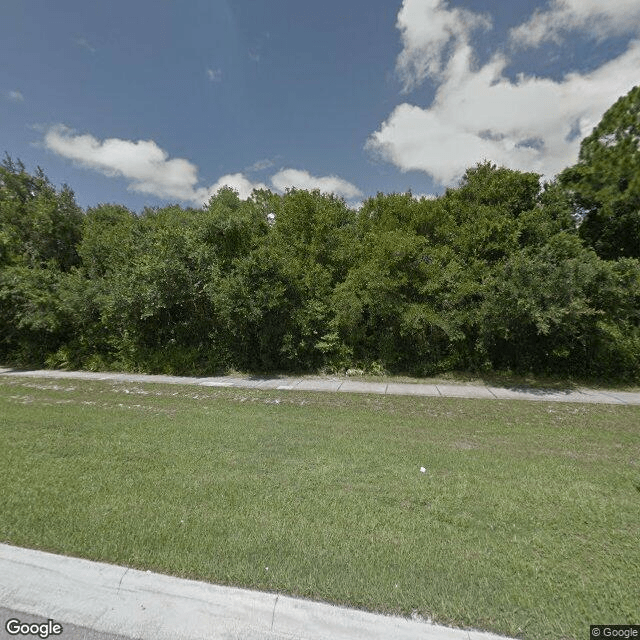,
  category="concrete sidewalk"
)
[1,366,639,404]
[0,544,514,640]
